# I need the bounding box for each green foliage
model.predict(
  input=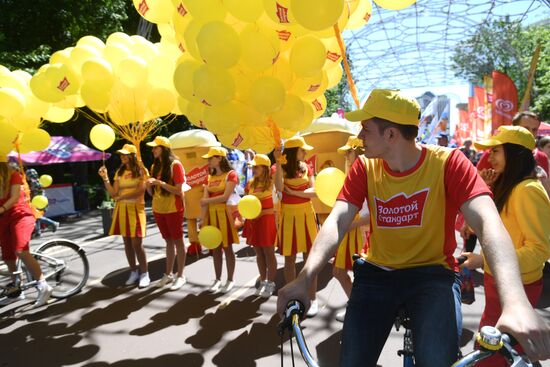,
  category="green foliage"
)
[451,17,550,120]
[0,0,140,72]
